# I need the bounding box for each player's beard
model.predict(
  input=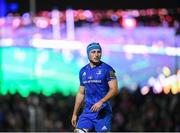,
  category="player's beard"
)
[89,58,101,66]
